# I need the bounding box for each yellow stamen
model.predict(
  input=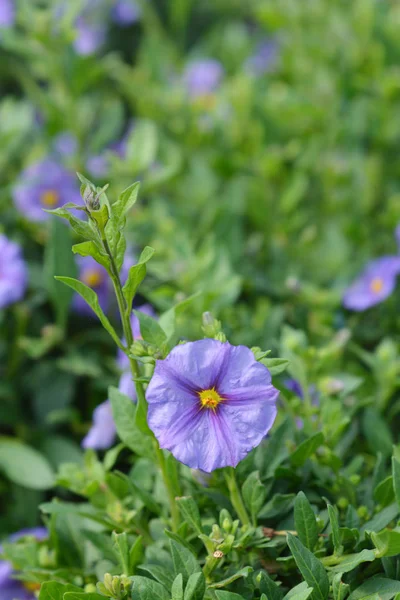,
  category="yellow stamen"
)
[370,277,384,294]
[82,268,103,288]
[40,189,59,208]
[199,387,223,410]
[24,582,41,592]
